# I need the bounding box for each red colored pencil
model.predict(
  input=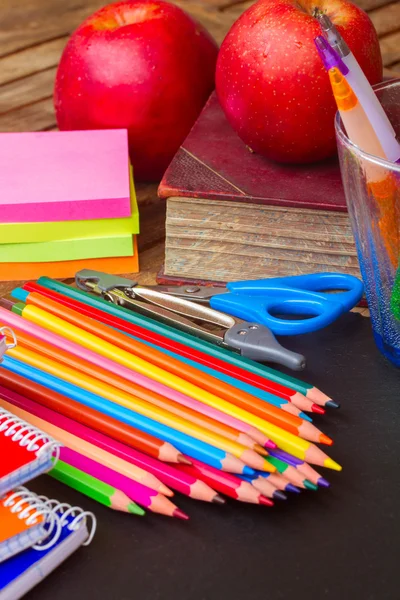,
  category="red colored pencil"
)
[22,282,320,413]
[0,367,187,464]
[18,290,330,445]
[176,458,273,506]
